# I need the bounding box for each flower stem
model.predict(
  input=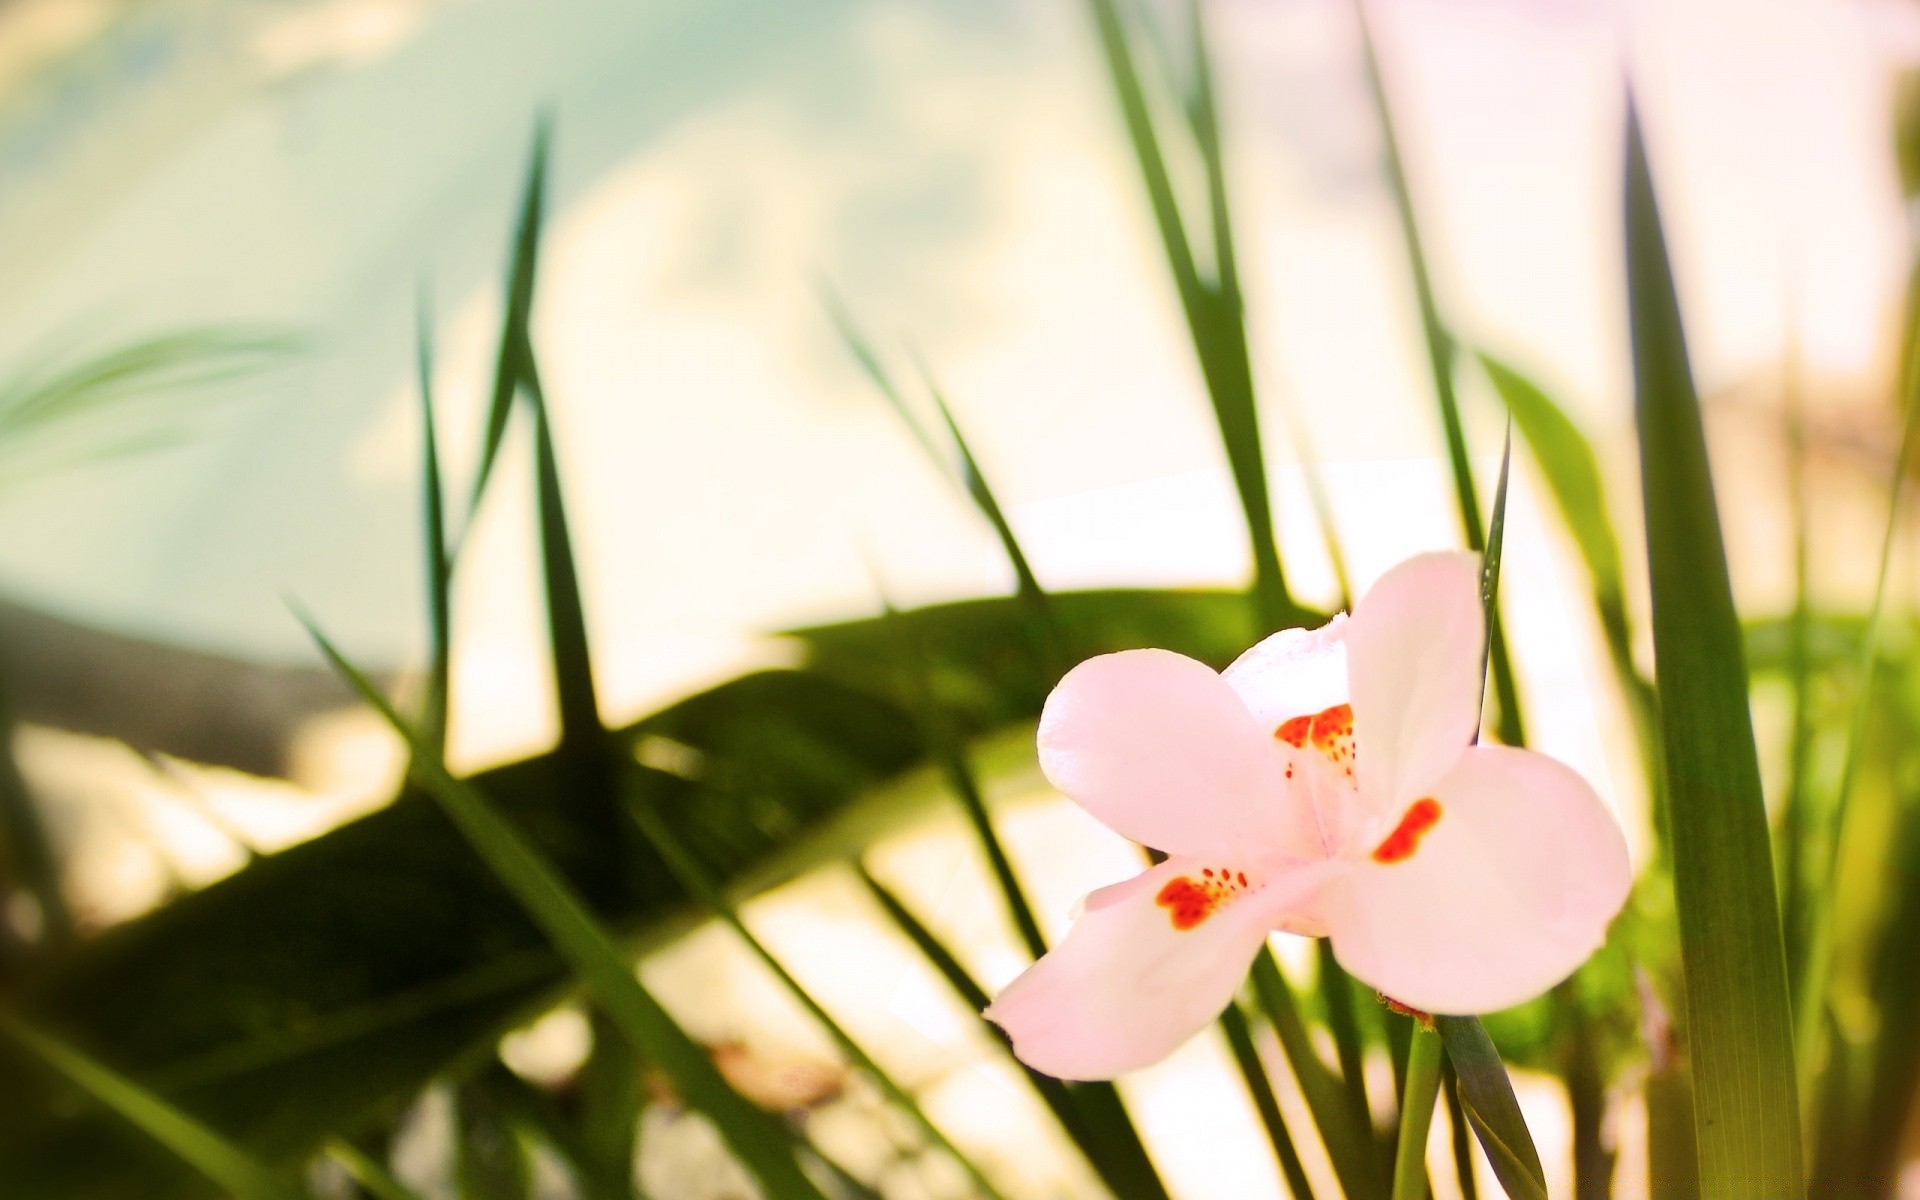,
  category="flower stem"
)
[1392,1025,1443,1200]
